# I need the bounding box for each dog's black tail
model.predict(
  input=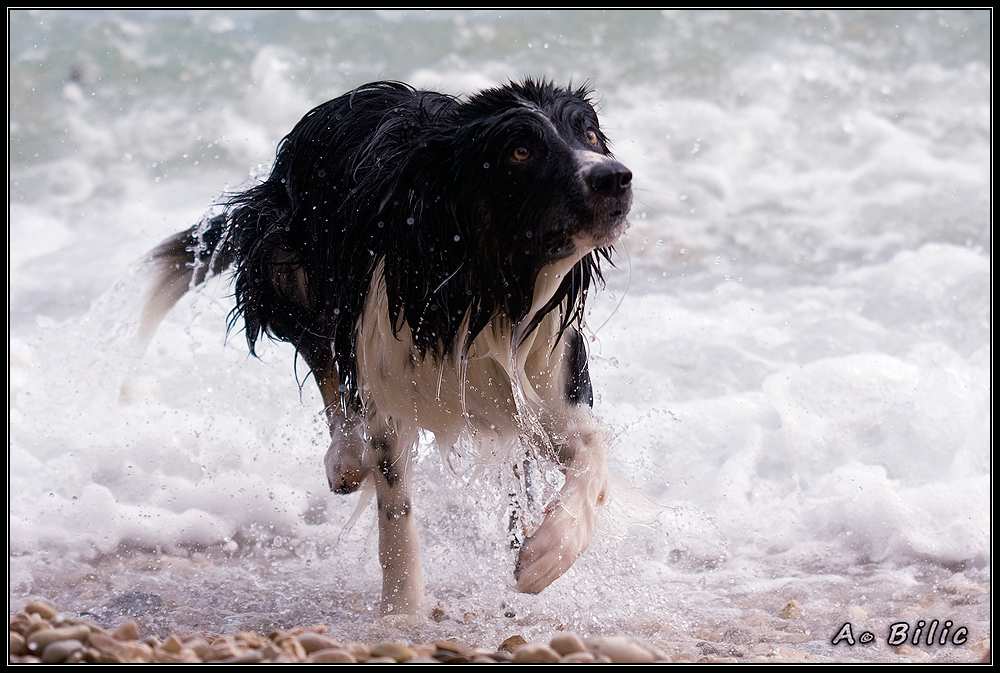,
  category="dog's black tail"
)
[138,213,232,345]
